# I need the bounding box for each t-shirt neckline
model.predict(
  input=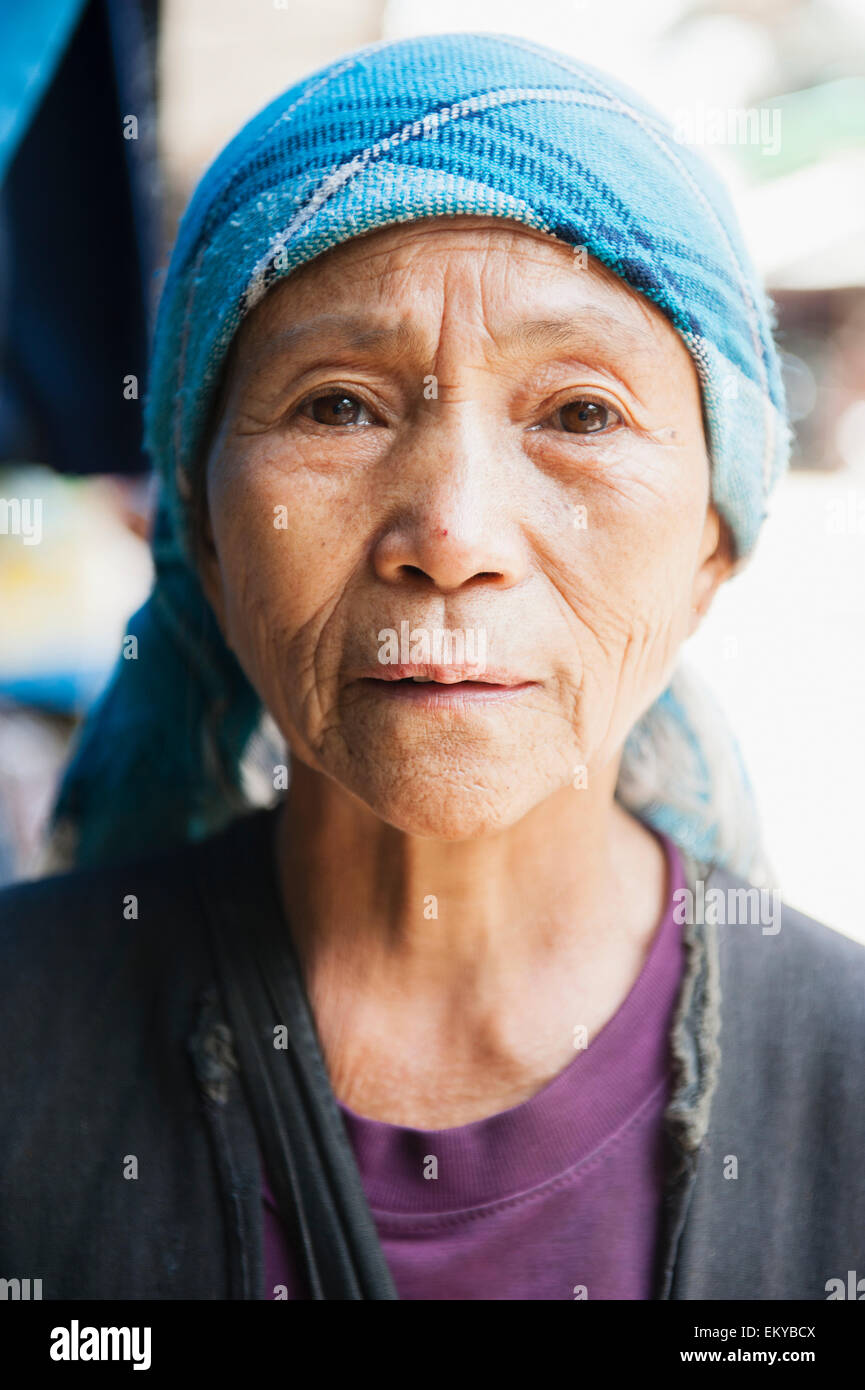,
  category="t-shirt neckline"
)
[328,832,686,1214]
